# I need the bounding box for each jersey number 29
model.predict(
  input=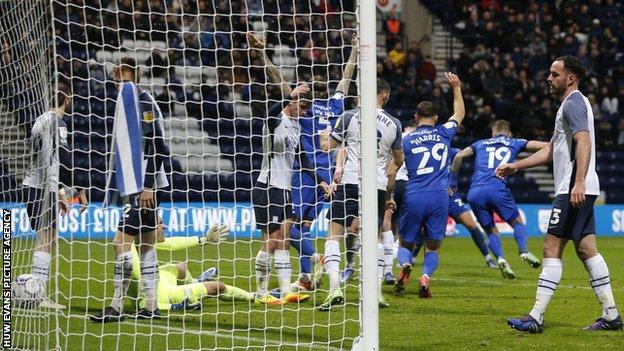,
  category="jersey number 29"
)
[411,143,448,175]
